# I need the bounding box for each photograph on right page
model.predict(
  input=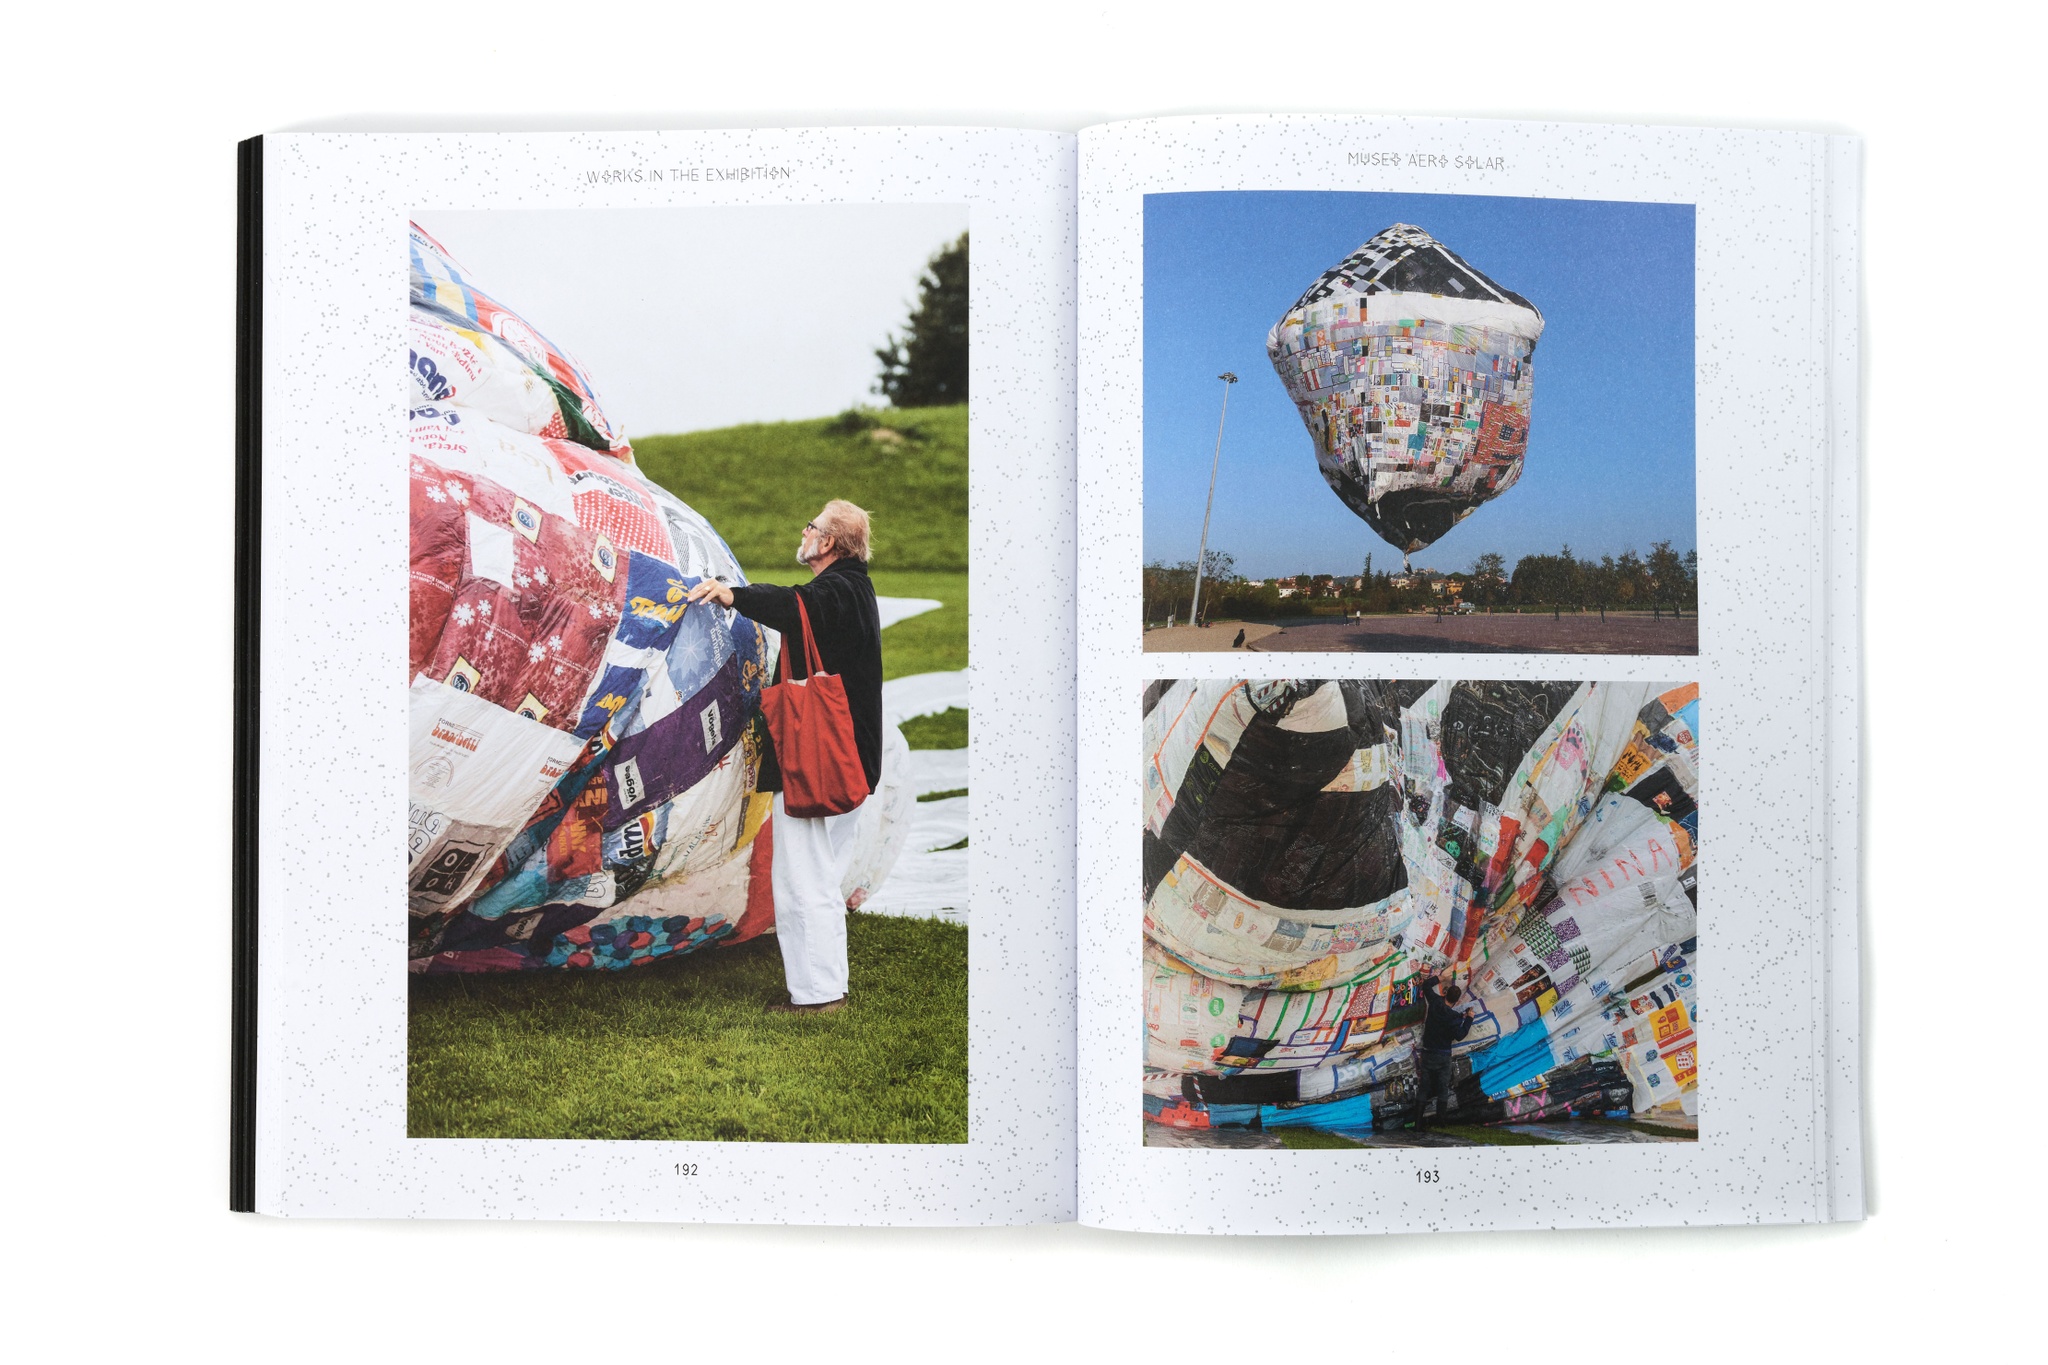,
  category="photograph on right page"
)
[1142,678,1699,1148]
[1141,192,1697,655]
